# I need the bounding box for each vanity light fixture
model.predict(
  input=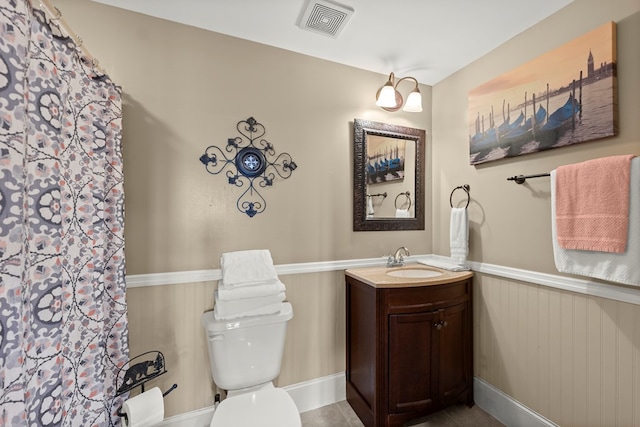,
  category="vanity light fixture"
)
[375,72,423,112]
